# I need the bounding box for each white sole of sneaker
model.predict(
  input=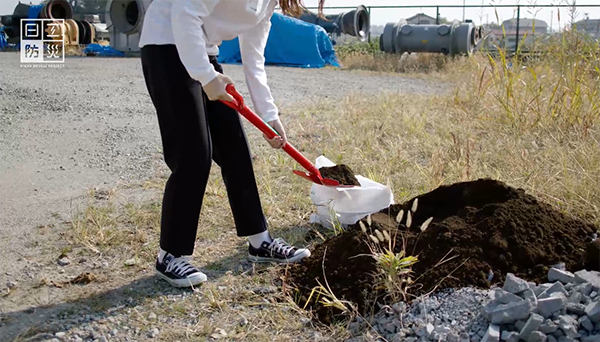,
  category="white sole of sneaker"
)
[248,249,311,264]
[155,270,208,287]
